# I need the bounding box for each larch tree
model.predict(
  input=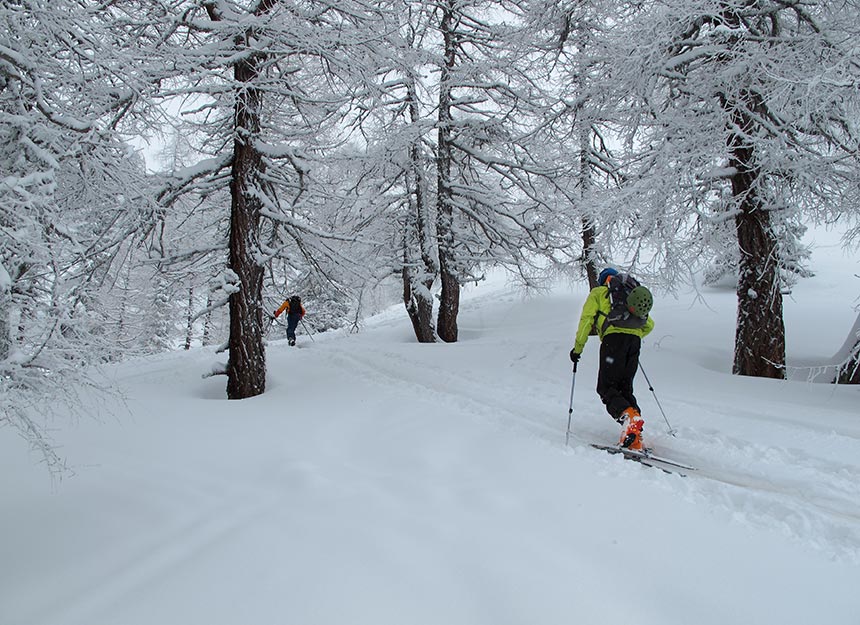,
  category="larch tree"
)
[150,1,385,398]
[523,0,627,289]
[343,1,441,343]
[358,0,575,343]
[609,0,860,378]
[0,0,156,466]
